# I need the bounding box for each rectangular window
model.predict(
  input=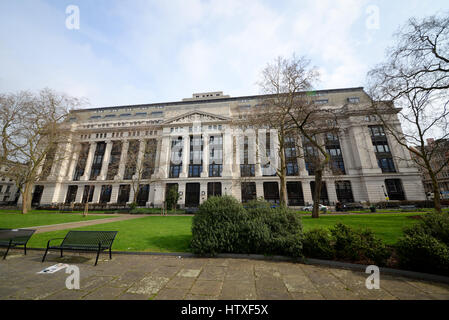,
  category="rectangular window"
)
[241,182,256,203]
